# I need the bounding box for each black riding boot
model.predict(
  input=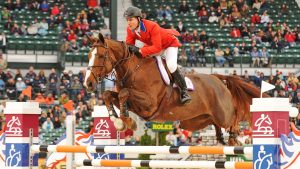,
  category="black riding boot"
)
[171,68,192,104]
